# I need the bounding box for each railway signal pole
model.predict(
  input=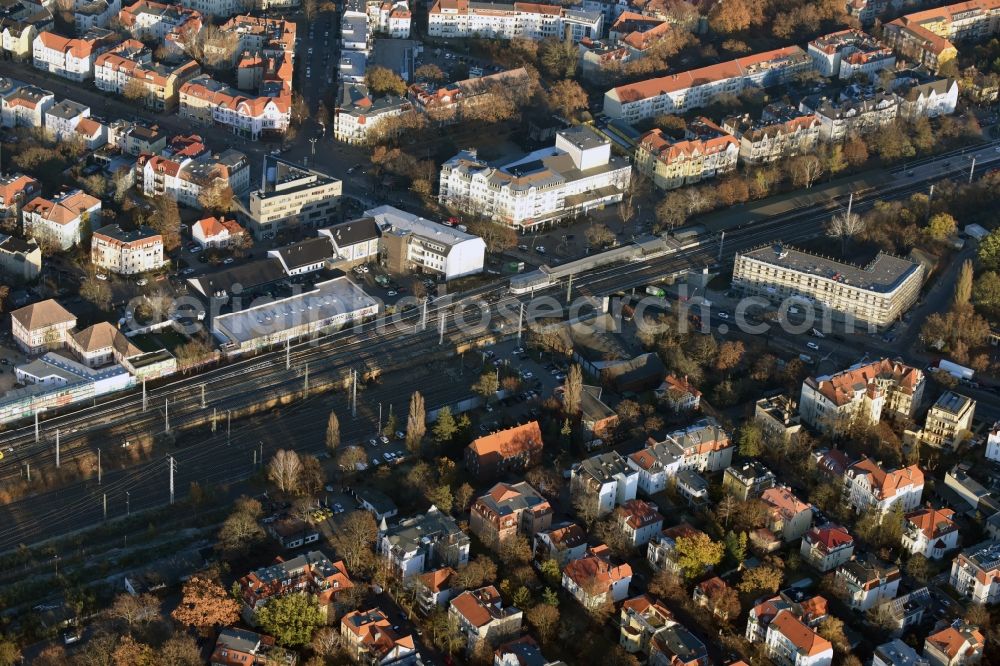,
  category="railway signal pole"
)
[304,363,310,395]
[97,448,102,485]
[55,429,60,468]
[164,398,170,434]
[970,157,977,184]
[517,303,524,343]
[200,384,206,409]
[142,377,147,412]
[168,456,176,505]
